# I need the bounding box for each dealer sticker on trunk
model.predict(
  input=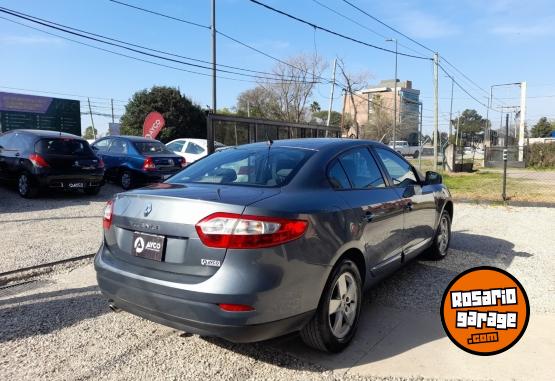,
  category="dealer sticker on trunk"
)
[201,259,221,267]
